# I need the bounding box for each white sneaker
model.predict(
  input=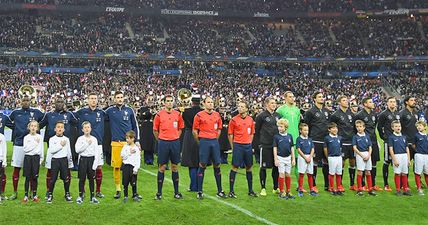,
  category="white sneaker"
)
[90,197,100,204]
[418,189,425,196]
[76,197,83,204]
